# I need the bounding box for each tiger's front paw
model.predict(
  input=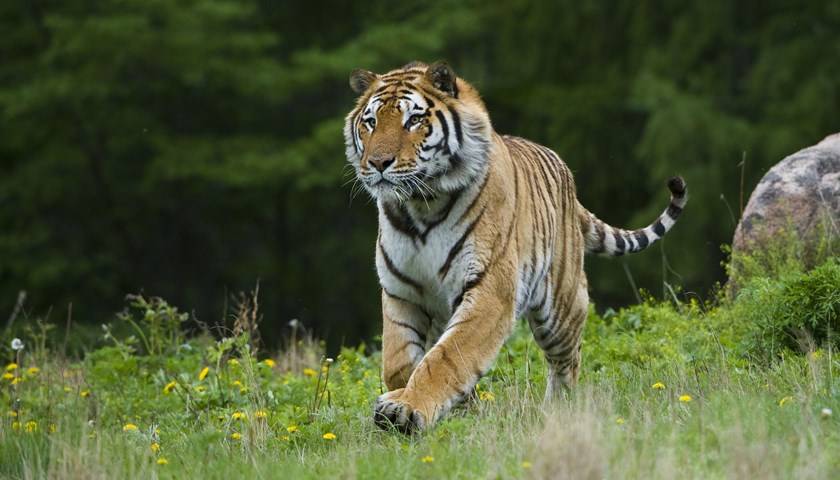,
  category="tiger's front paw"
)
[373,389,429,434]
